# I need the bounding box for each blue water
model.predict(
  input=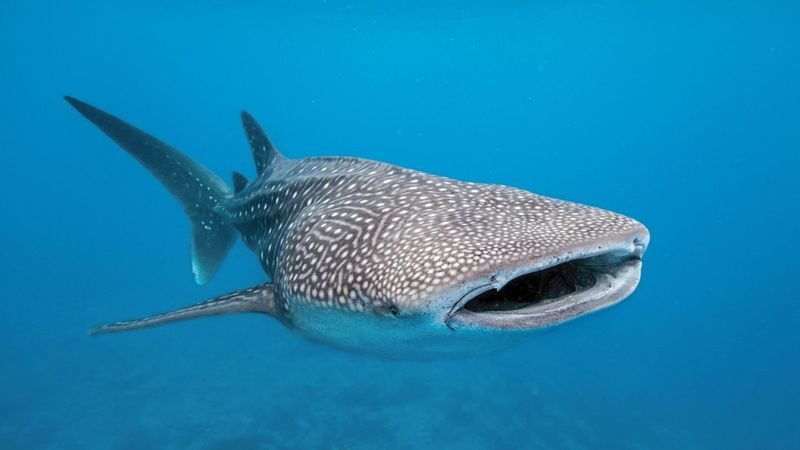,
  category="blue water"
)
[2,1,798,448]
